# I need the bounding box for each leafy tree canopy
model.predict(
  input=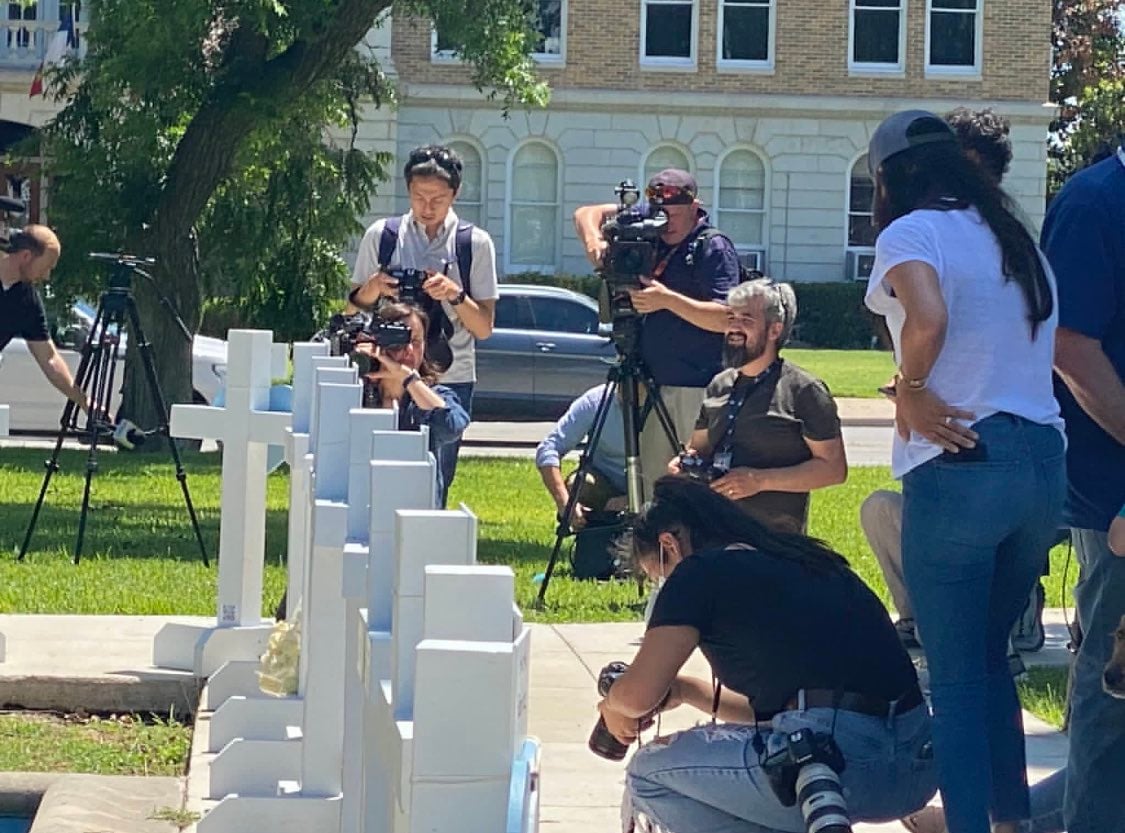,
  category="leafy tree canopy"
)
[28,0,548,426]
